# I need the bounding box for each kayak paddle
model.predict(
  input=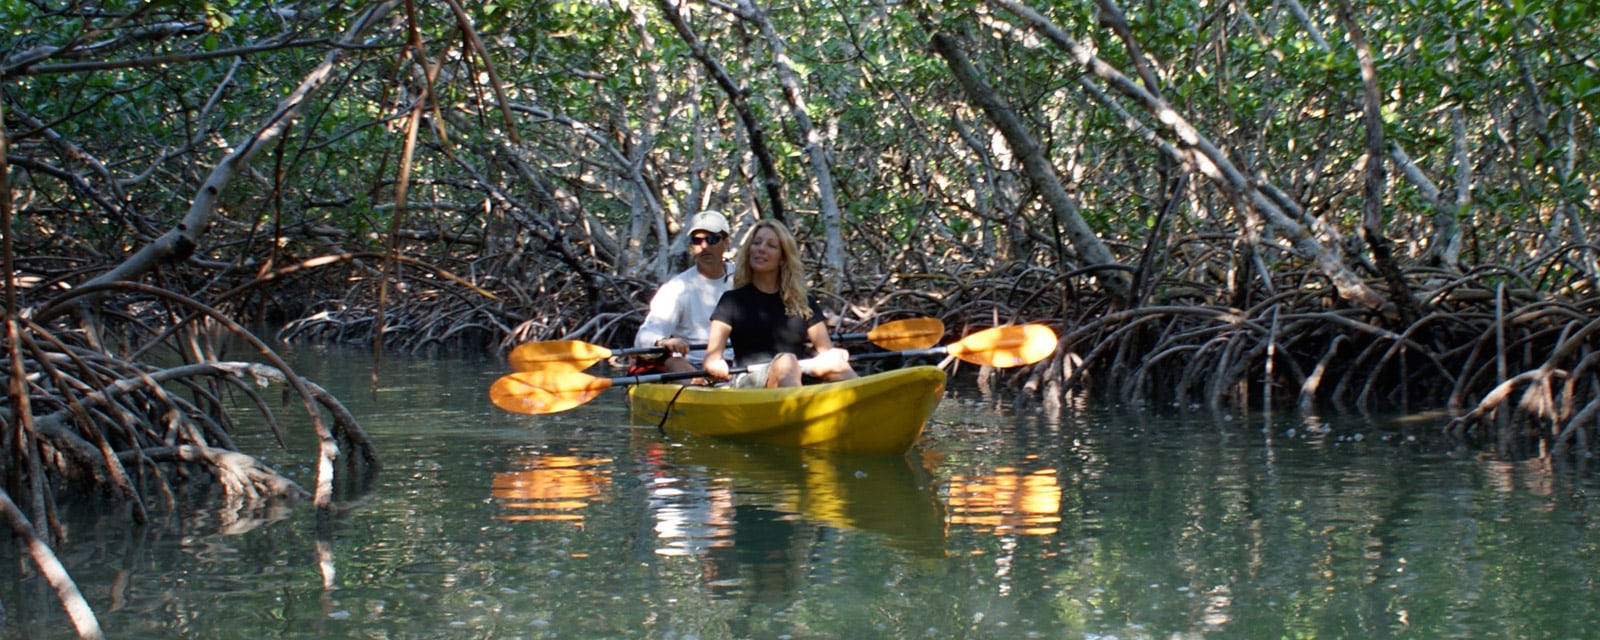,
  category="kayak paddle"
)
[901,322,1059,369]
[491,323,1058,415]
[508,316,945,372]
[491,366,749,415]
